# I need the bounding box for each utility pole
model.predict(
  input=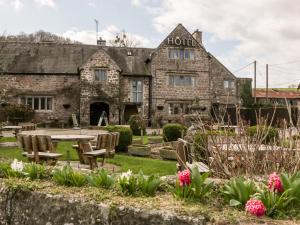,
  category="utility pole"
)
[254,60,257,103]
[266,64,269,101]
